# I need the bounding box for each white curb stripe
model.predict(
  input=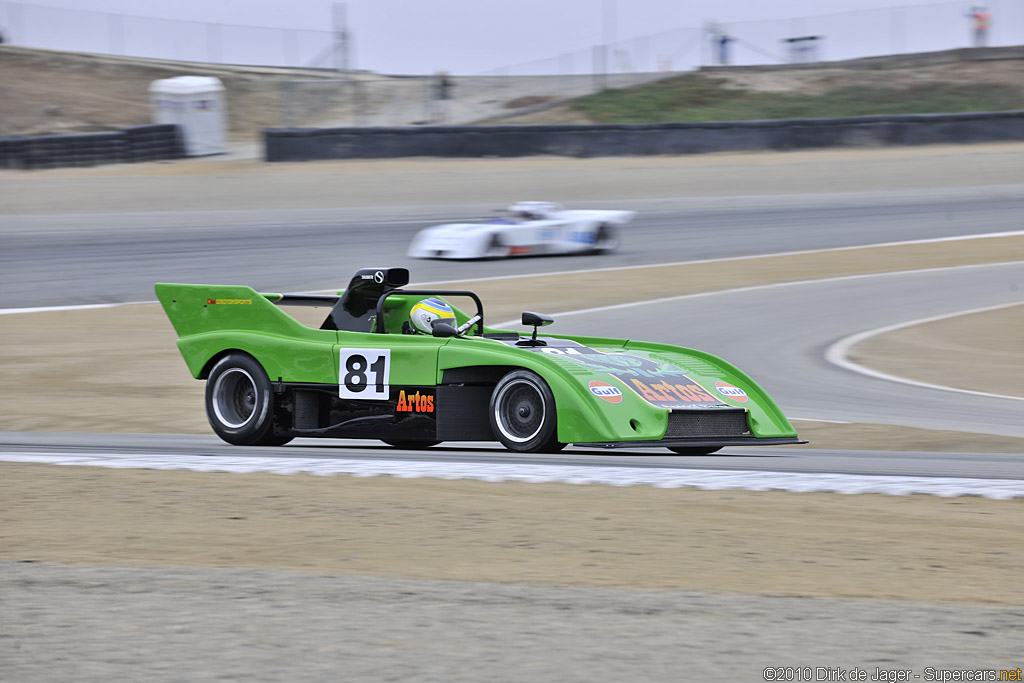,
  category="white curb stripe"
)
[825,300,1024,402]
[3,452,1022,499]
